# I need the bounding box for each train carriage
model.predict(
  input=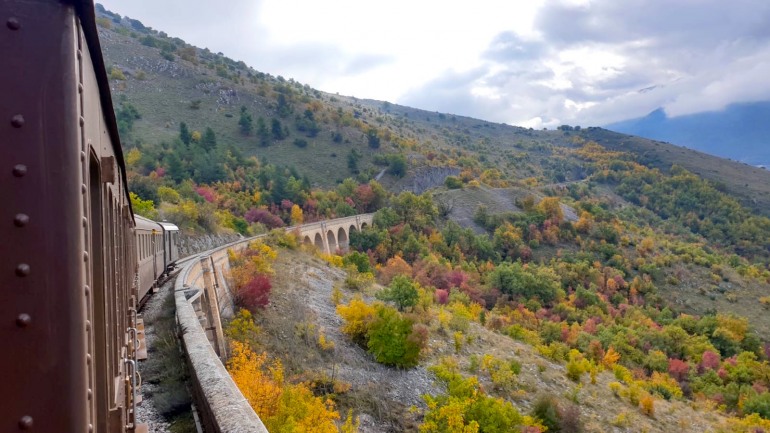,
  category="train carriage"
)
[134,215,165,302]
[0,1,148,431]
[158,222,180,270]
